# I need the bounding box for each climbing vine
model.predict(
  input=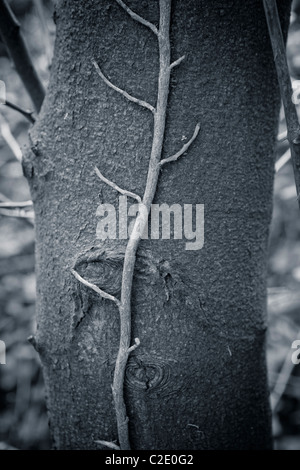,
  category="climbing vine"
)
[72,0,200,450]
